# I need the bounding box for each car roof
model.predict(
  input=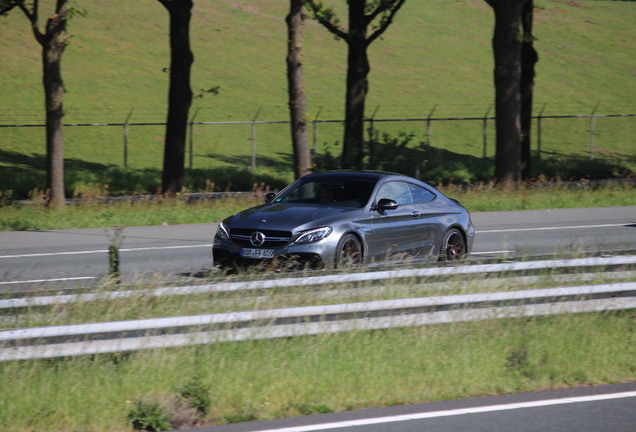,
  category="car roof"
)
[303,171,406,181]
